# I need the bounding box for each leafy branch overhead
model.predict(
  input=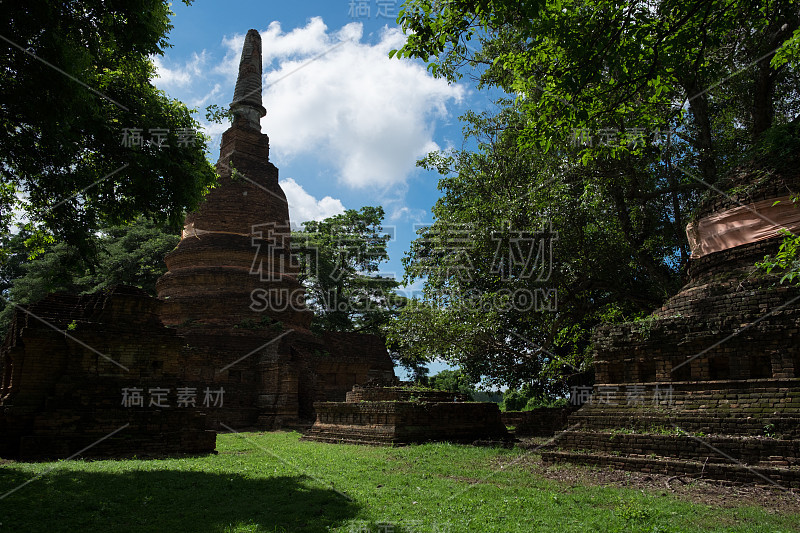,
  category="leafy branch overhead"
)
[394,0,799,177]
[1,1,217,260]
[388,0,800,391]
